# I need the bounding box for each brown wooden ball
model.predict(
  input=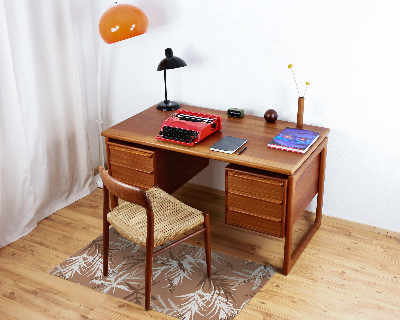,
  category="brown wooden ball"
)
[264,109,278,123]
